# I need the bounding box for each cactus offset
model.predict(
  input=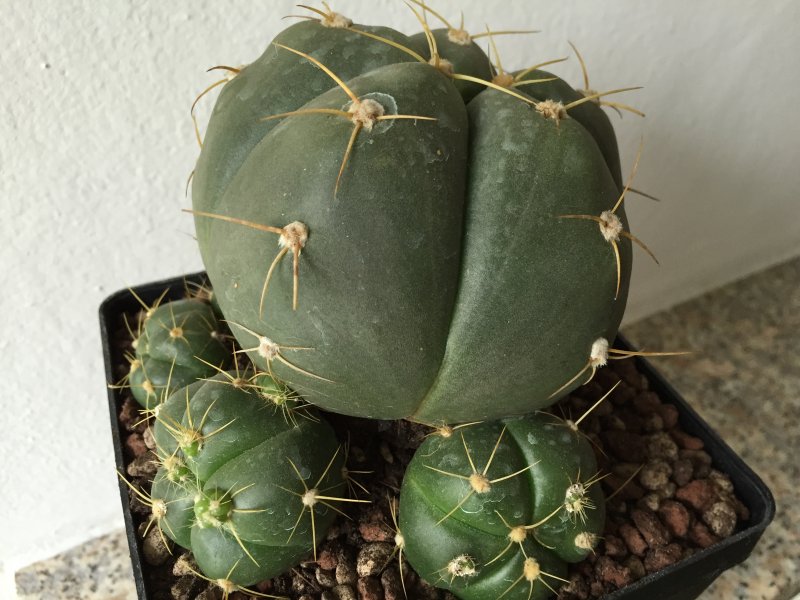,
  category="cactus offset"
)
[149,372,351,587]
[399,415,605,599]
[126,297,230,409]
